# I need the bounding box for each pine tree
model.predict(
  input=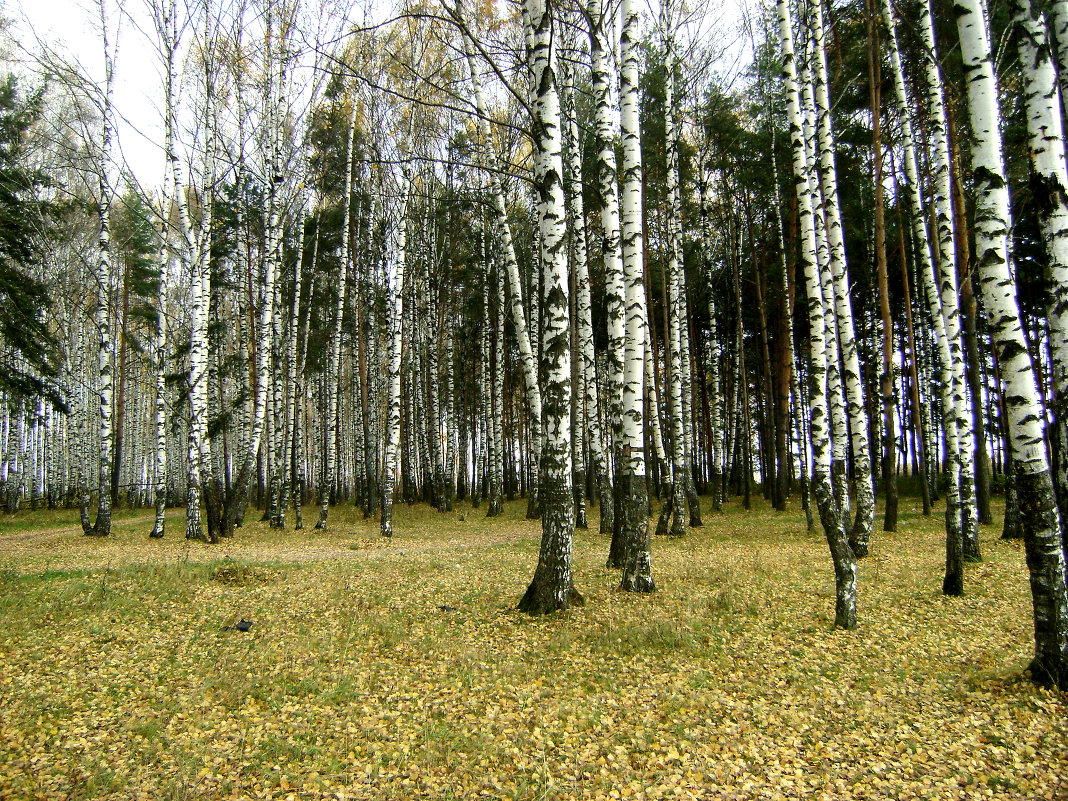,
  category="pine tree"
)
[0,75,62,414]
